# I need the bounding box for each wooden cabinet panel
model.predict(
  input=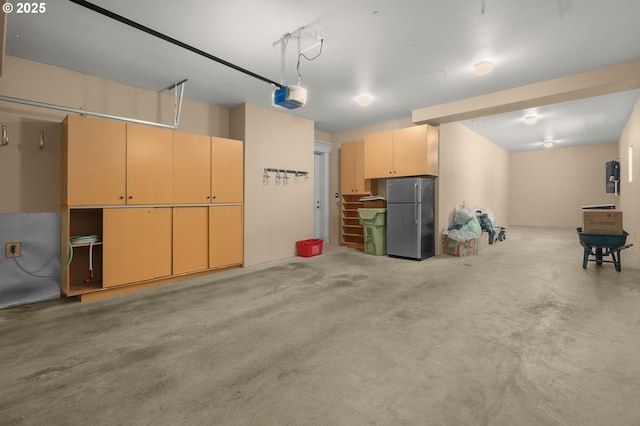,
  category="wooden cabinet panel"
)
[354,139,368,192]
[173,207,209,274]
[63,115,126,206]
[211,137,243,203]
[393,125,429,177]
[103,208,172,287]
[340,141,356,194]
[126,123,174,205]
[341,140,370,193]
[363,131,394,178]
[152,208,173,279]
[363,125,439,179]
[209,205,243,268]
[173,132,211,204]
[426,124,439,176]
